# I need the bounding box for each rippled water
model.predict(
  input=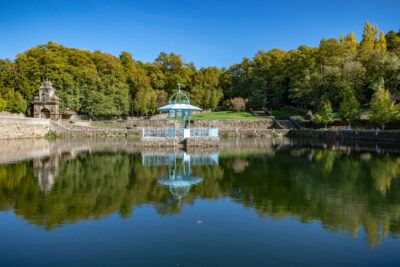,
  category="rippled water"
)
[0,138,399,266]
